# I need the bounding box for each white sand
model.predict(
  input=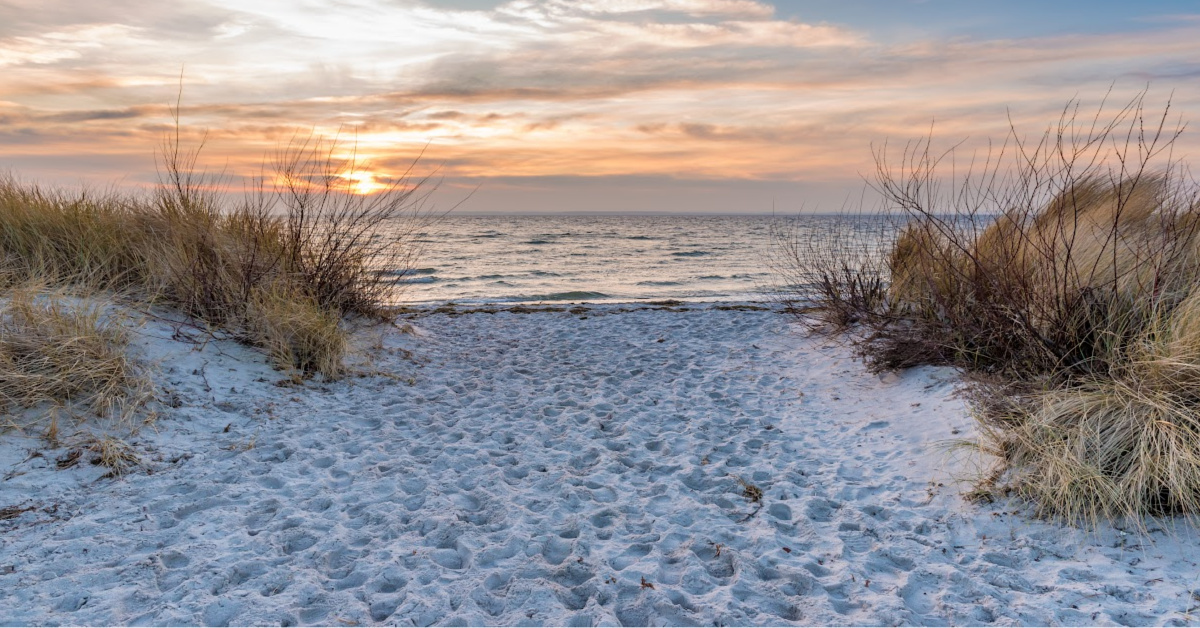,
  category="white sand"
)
[2,303,1199,626]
